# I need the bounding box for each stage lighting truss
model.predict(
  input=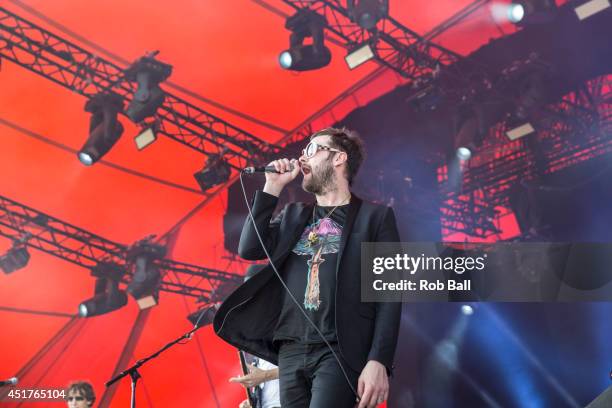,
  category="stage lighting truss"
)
[0,7,279,174]
[440,75,612,239]
[275,0,493,150]
[0,194,244,302]
[270,4,611,239]
[445,53,552,168]
[280,1,461,79]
